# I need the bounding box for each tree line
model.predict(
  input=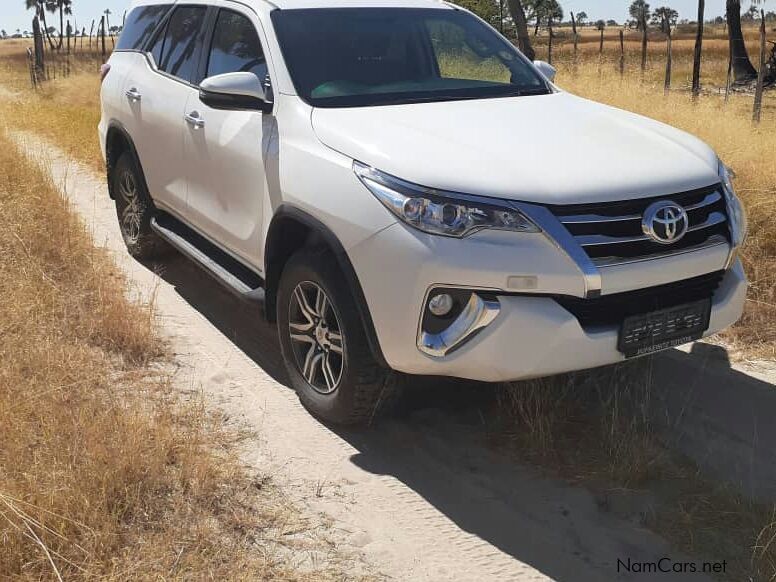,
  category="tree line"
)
[460,0,772,85]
